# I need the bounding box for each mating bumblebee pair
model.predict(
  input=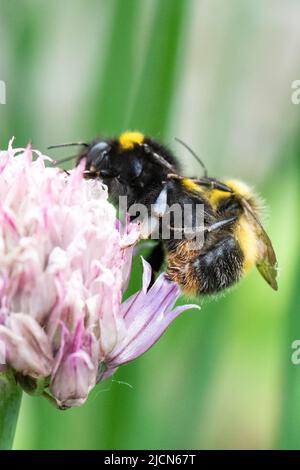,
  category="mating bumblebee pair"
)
[50,131,278,296]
